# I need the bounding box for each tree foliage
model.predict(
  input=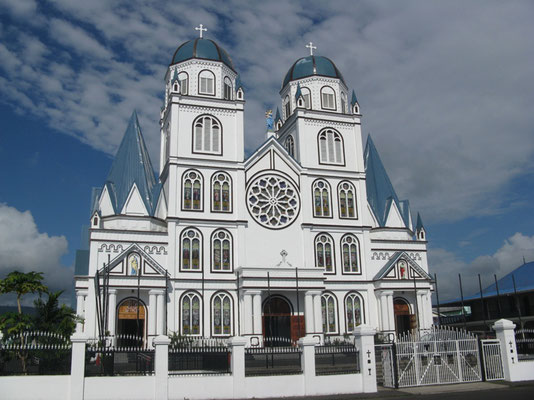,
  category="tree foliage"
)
[0,271,48,314]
